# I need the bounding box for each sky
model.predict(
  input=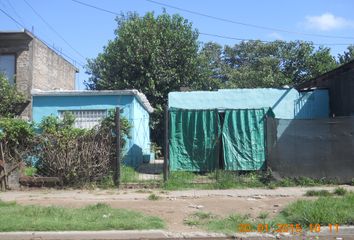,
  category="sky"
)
[1,0,353,90]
